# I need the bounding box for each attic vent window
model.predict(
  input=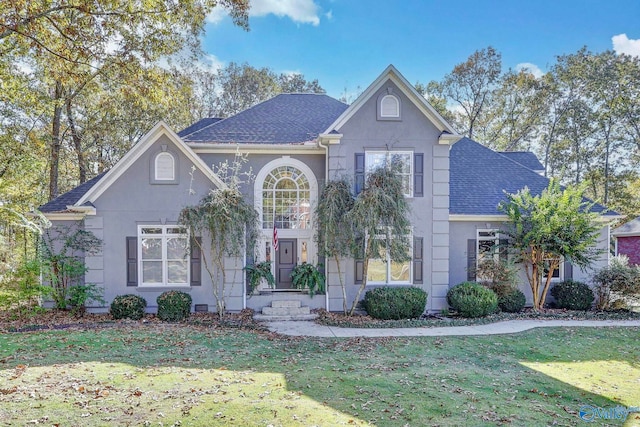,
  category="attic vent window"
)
[377,92,401,120]
[381,95,399,117]
[155,152,175,181]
